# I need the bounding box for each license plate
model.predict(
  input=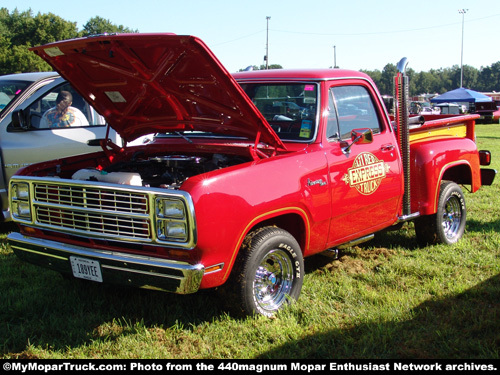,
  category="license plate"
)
[70,256,103,282]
